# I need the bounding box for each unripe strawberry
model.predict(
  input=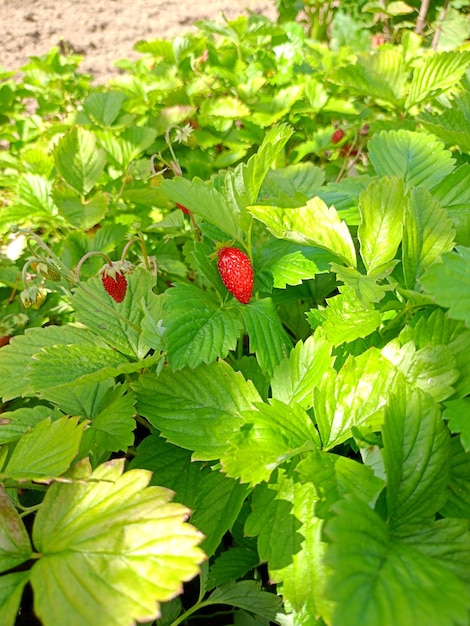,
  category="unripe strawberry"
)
[37,262,61,282]
[150,173,164,187]
[331,128,345,144]
[217,247,254,305]
[20,286,47,309]
[99,261,133,303]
